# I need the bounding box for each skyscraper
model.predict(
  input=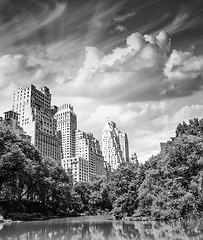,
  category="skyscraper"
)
[76,130,104,181]
[102,118,129,169]
[57,104,104,182]
[12,84,61,162]
[54,104,77,159]
[55,104,86,182]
